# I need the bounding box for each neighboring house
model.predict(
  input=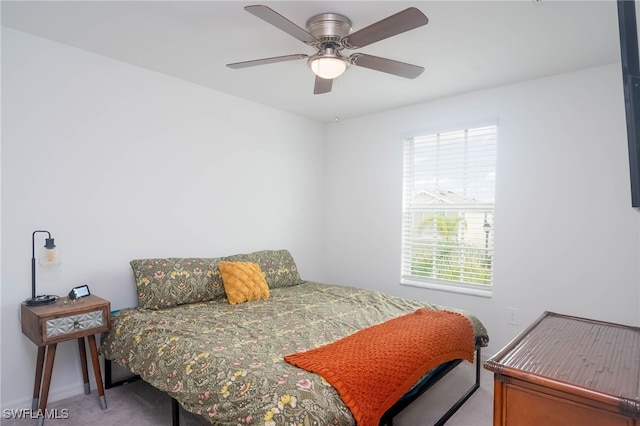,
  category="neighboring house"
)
[412,190,493,250]
[409,191,493,285]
